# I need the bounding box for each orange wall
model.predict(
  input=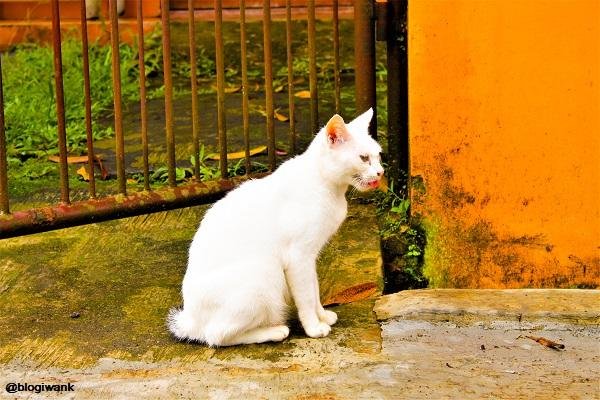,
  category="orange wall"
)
[409,0,599,288]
